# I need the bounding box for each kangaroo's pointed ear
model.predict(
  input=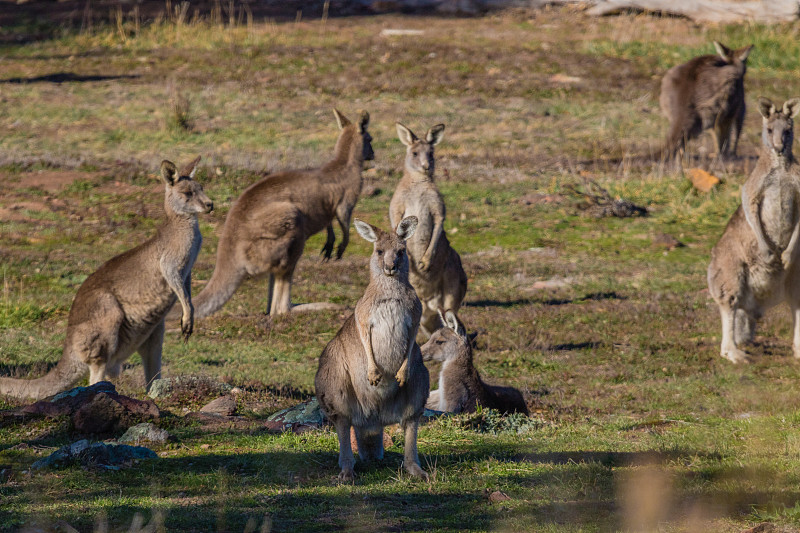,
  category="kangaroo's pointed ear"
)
[396,216,418,240]
[396,122,417,146]
[759,96,776,119]
[714,41,732,62]
[160,160,178,186]
[181,155,202,179]
[444,309,464,336]
[354,219,378,243]
[467,331,478,347]
[358,110,370,133]
[784,98,800,118]
[426,124,445,146]
[737,44,754,62]
[437,307,446,327]
[333,108,351,130]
